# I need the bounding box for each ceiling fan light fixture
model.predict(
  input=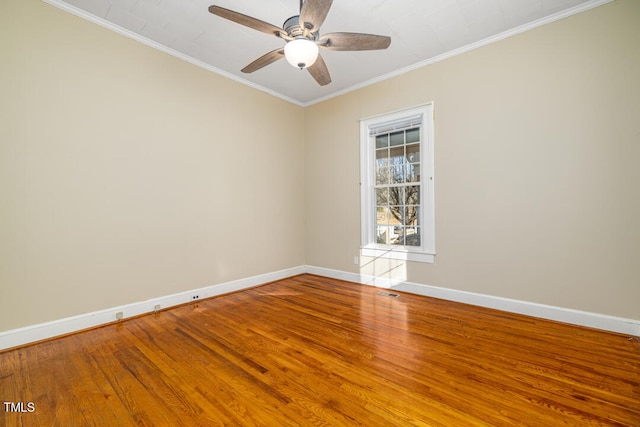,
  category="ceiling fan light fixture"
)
[284,38,319,69]
[208,1,391,86]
